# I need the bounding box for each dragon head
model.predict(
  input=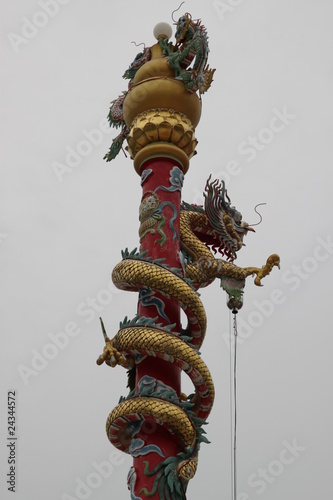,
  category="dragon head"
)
[122,47,151,81]
[174,13,195,45]
[203,176,254,261]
